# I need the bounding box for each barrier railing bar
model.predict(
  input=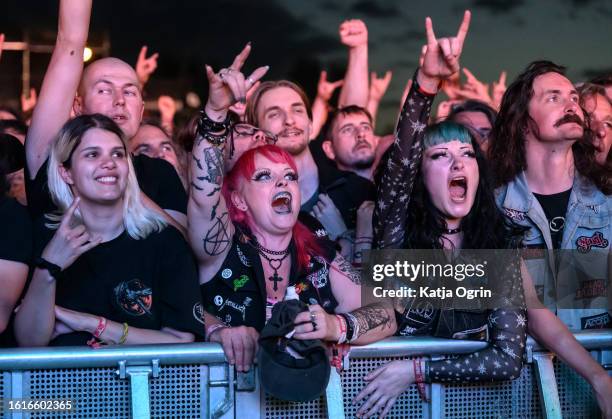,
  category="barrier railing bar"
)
[0,343,226,370]
[347,331,612,359]
[533,353,562,419]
